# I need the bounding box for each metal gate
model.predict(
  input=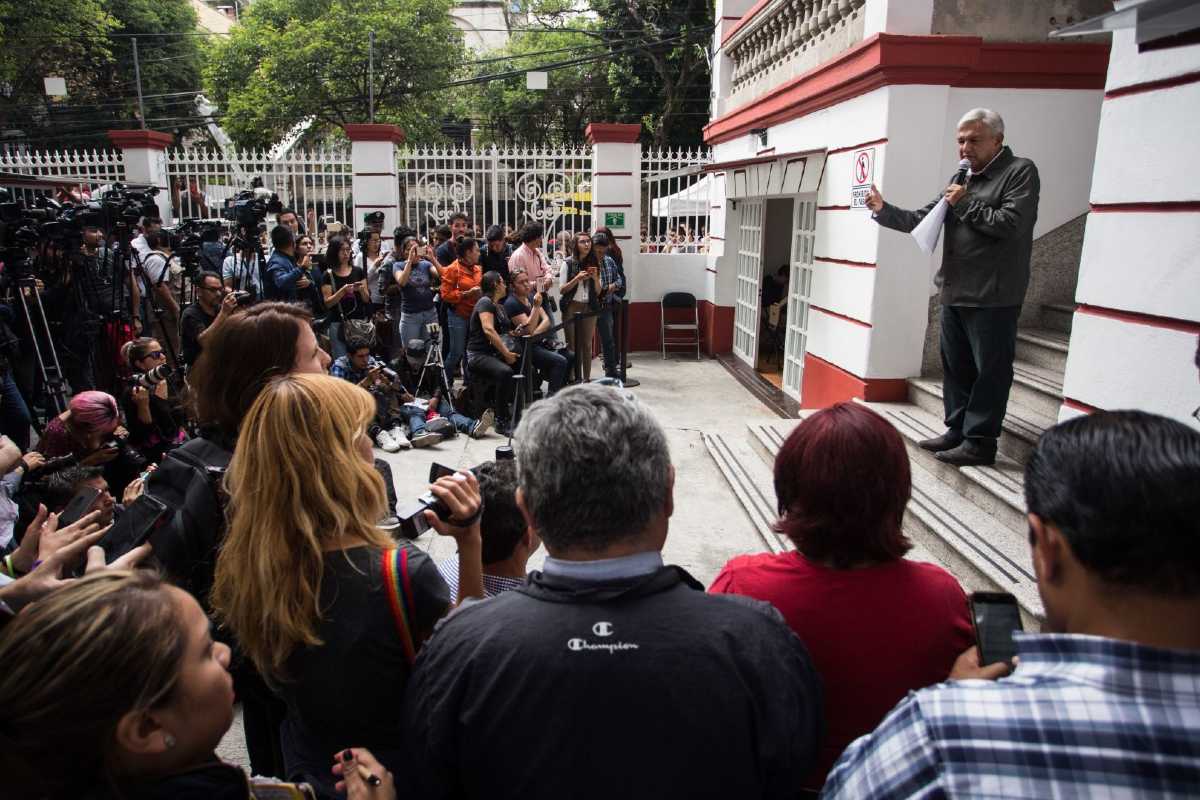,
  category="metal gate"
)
[783,195,817,397]
[733,199,764,365]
